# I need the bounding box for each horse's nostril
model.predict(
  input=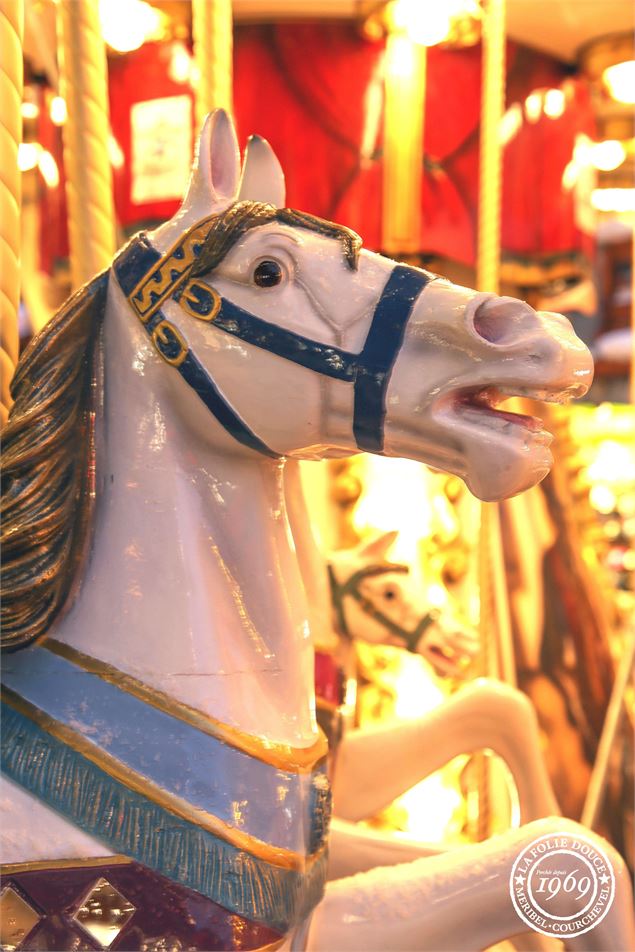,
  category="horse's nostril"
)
[471,297,534,345]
